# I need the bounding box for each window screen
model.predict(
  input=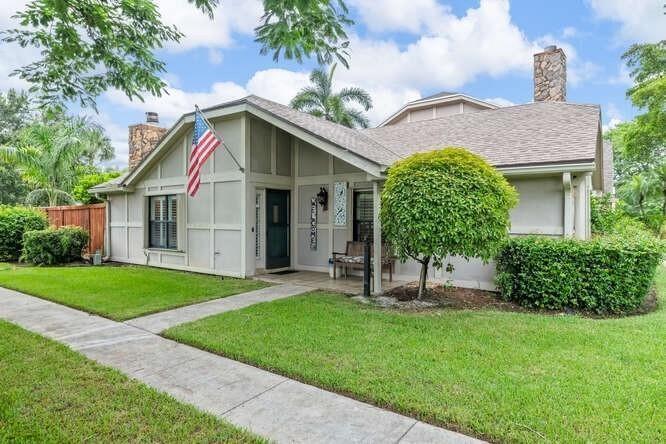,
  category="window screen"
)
[149,195,177,249]
[353,191,373,242]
